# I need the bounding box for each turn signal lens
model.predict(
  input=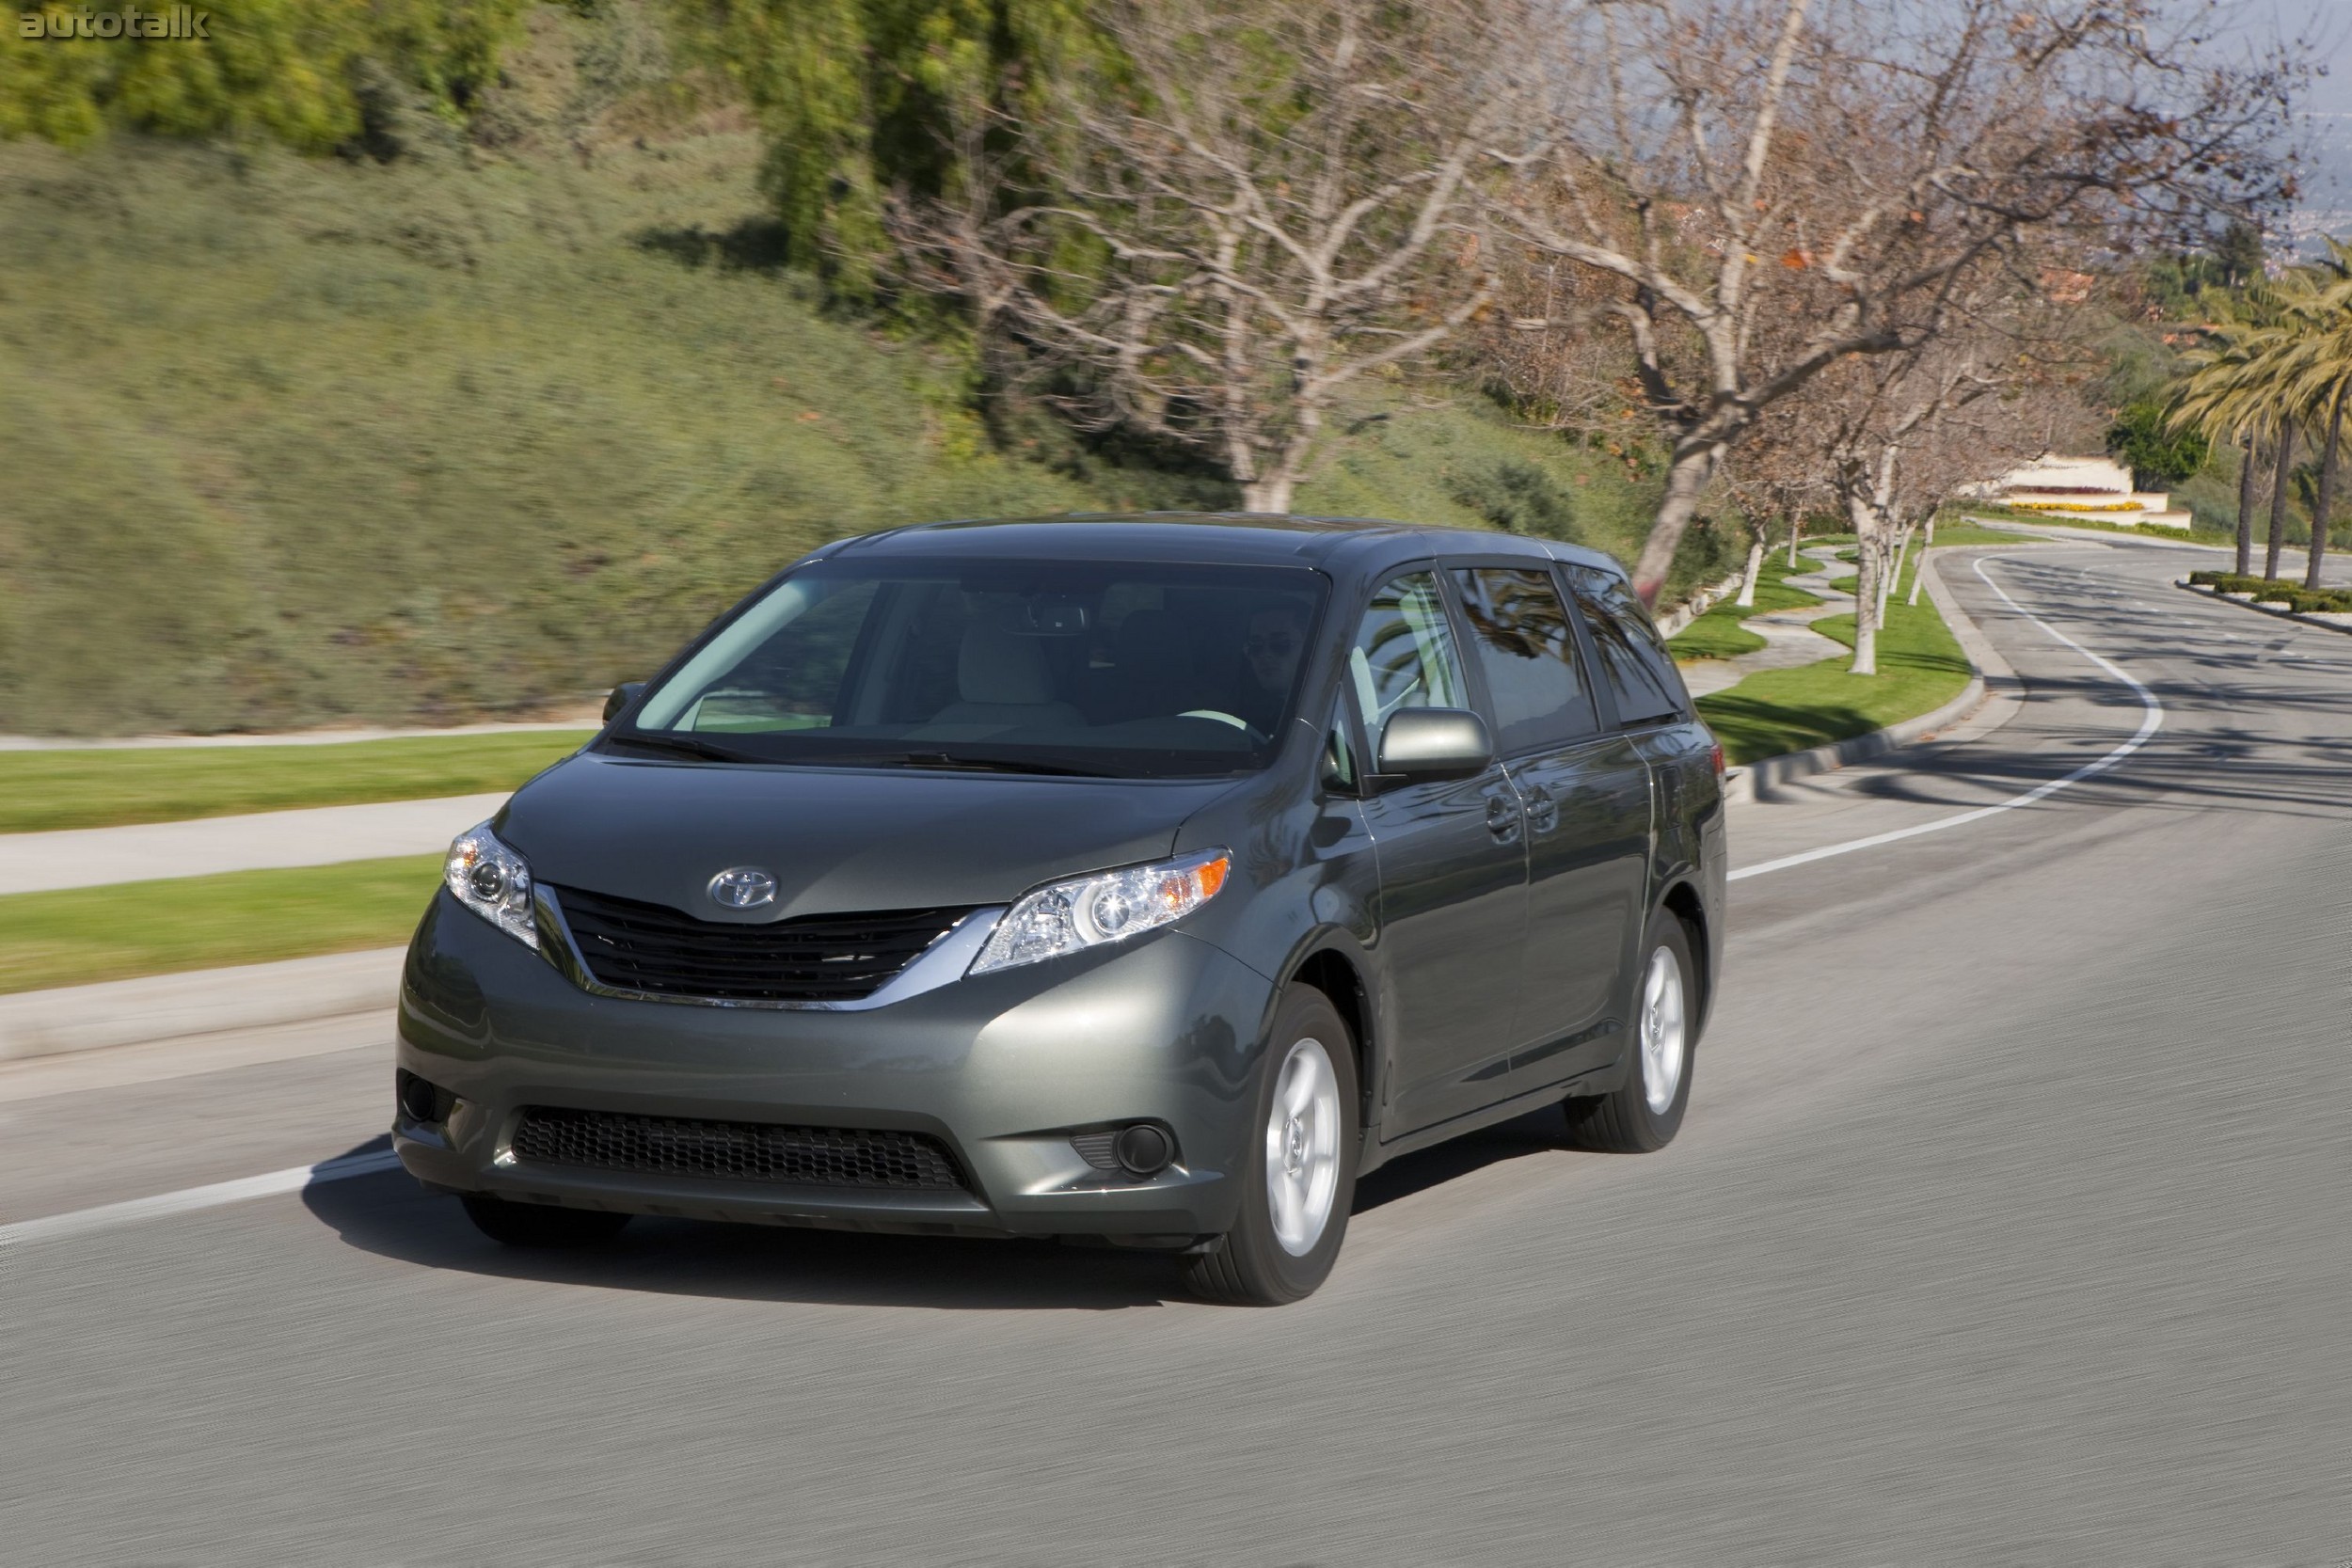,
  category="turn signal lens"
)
[970,849,1232,975]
